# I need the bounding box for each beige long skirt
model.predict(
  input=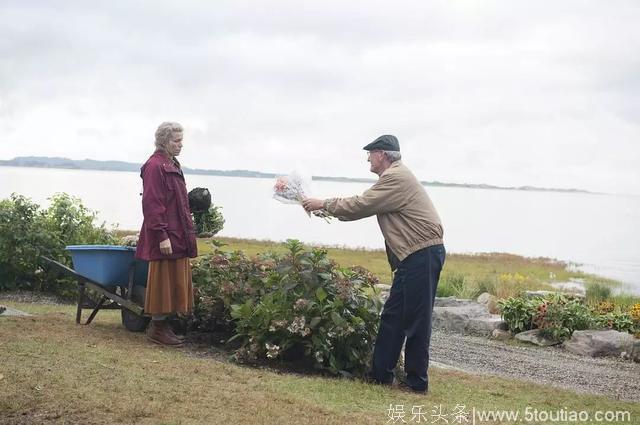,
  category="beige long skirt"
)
[144,258,194,316]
